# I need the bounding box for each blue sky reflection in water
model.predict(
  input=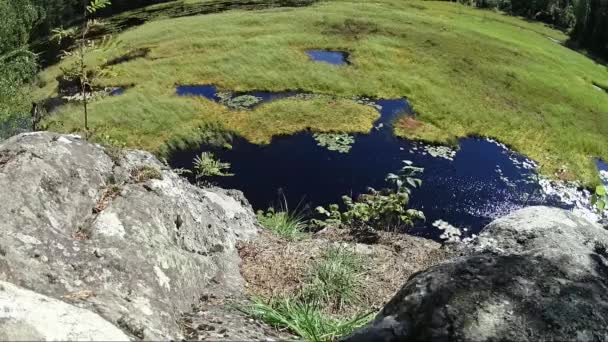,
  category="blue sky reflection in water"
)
[306,50,349,65]
[170,86,573,240]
